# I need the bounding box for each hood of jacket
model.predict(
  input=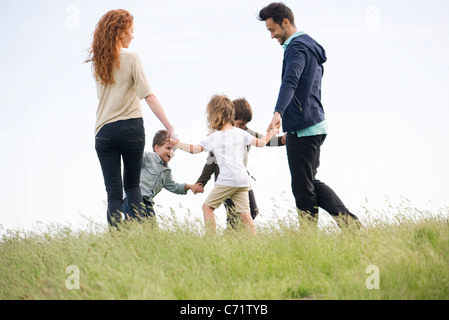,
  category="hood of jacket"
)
[291,34,327,65]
